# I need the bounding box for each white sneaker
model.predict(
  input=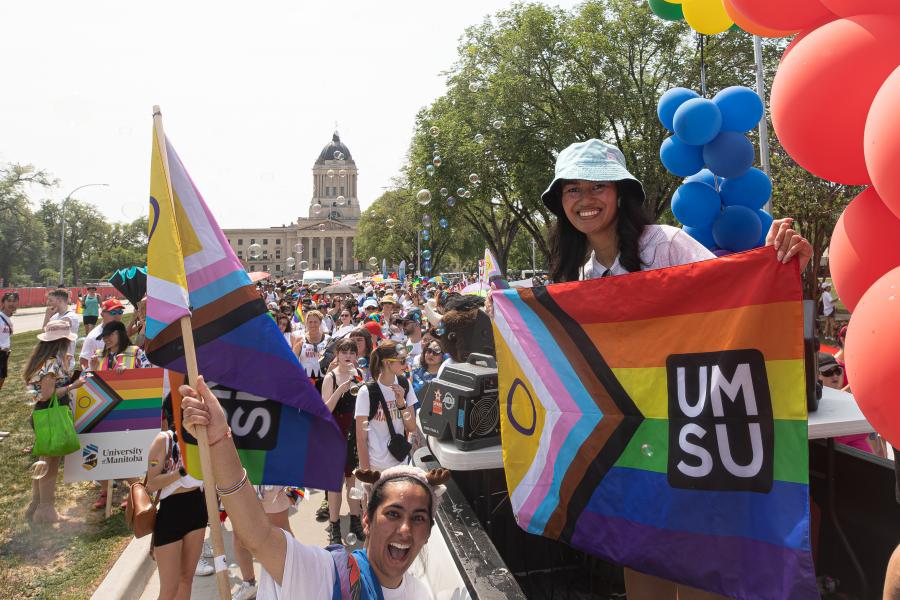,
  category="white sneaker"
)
[202,541,213,558]
[195,557,215,576]
[232,580,257,600]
